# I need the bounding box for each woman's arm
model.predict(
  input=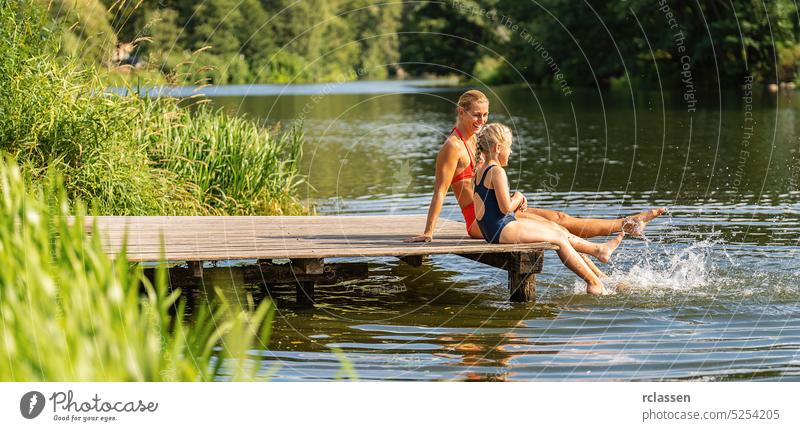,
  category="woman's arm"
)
[491,167,524,214]
[405,143,459,242]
